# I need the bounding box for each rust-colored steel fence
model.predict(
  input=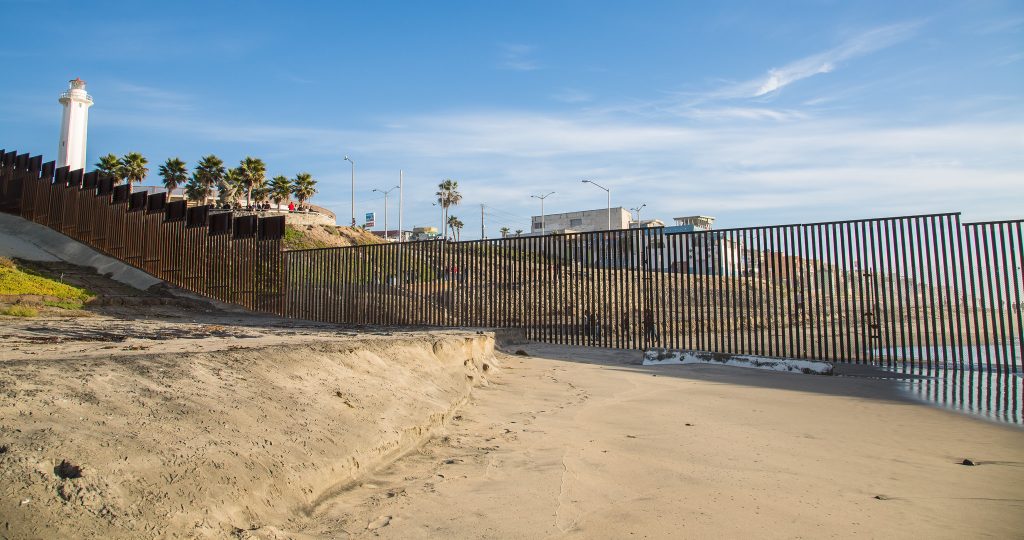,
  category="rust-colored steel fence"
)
[276,215,1022,375]
[1,150,1021,383]
[0,150,286,312]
